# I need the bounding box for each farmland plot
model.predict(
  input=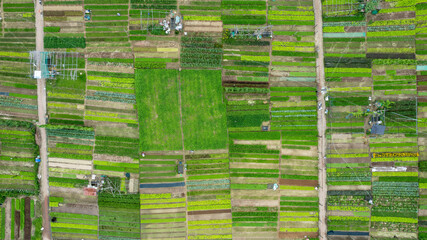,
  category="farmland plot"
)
[93,135,139,174]
[181,35,223,69]
[140,155,187,240]
[0,0,38,120]
[229,134,280,239]
[5,197,41,240]
[85,71,138,126]
[266,0,320,238]
[221,0,270,90]
[43,1,85,49]
[46,125,94,174]
[130,0,180,70]
[180,0,222,33]
[84,0,131,53]
[186,153,232,240]
[417,3,427,239]
[98,192,141,239]
[47,71,87,126]
[140,154,184,185]
[324,95,371,239]
[326,132,371,237]
[140,192,187,240]
[0,120,38,193]
[135,69,182,151]
[322,6,371,97]
[139,154,186,240]
[50,211,98,240]
[369,100,419,239]
[45,125,99,240]
[181,69,227,150]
